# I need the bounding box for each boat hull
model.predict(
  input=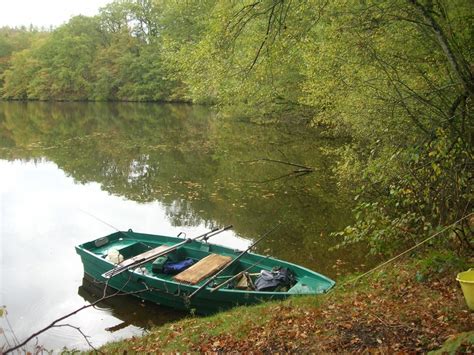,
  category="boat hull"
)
[75,230,335,314]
